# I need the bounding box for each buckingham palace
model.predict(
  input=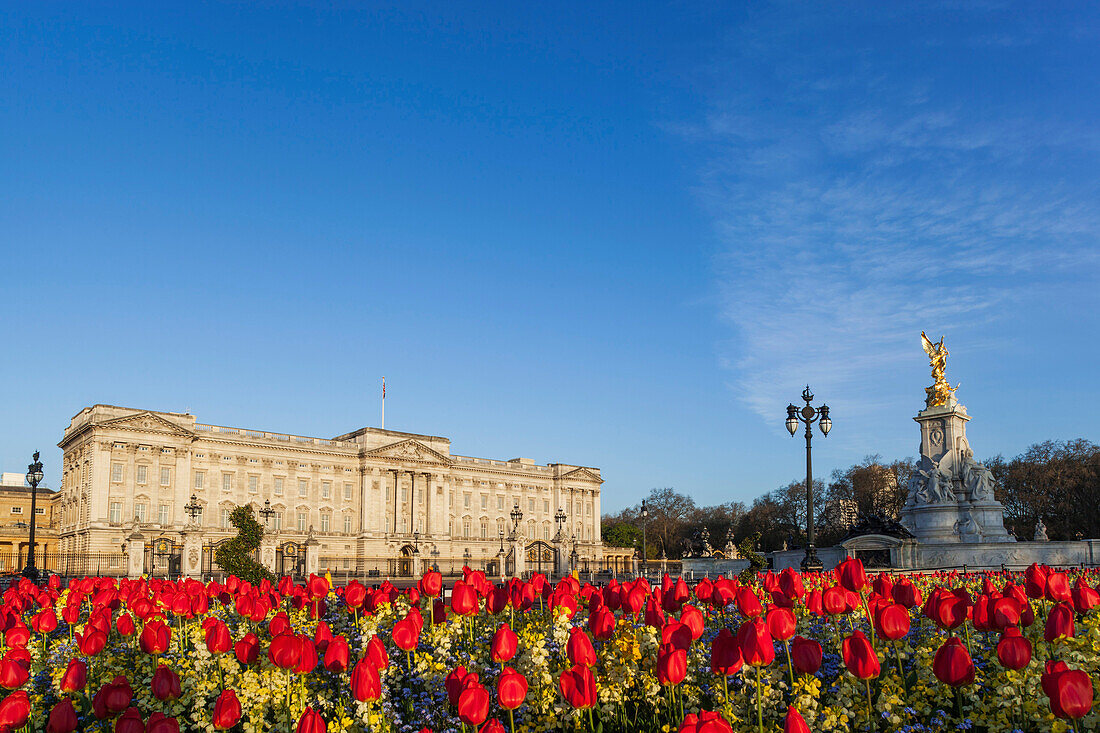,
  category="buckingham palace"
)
[57,405,632,579]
